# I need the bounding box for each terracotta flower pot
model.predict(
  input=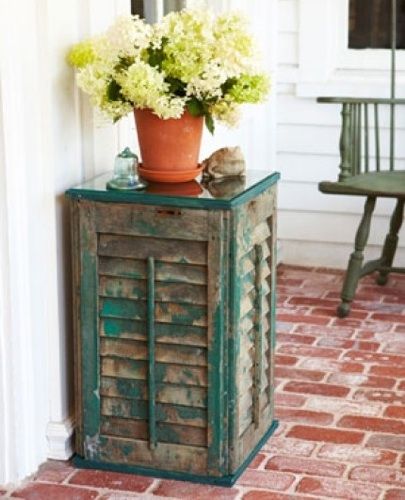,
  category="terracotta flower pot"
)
[134,108,204,183]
